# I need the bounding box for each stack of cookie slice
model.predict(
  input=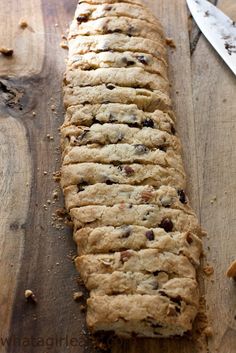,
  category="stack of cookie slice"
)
[61,0,203,338]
